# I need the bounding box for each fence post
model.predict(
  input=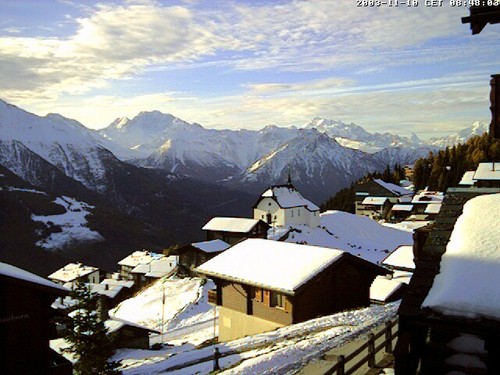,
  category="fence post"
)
[337,355,345,375]
[385,320,393,353]
[368,333,376,368]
